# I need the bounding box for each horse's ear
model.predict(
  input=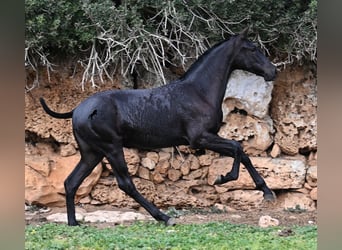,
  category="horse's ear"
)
[239,27,249,38]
